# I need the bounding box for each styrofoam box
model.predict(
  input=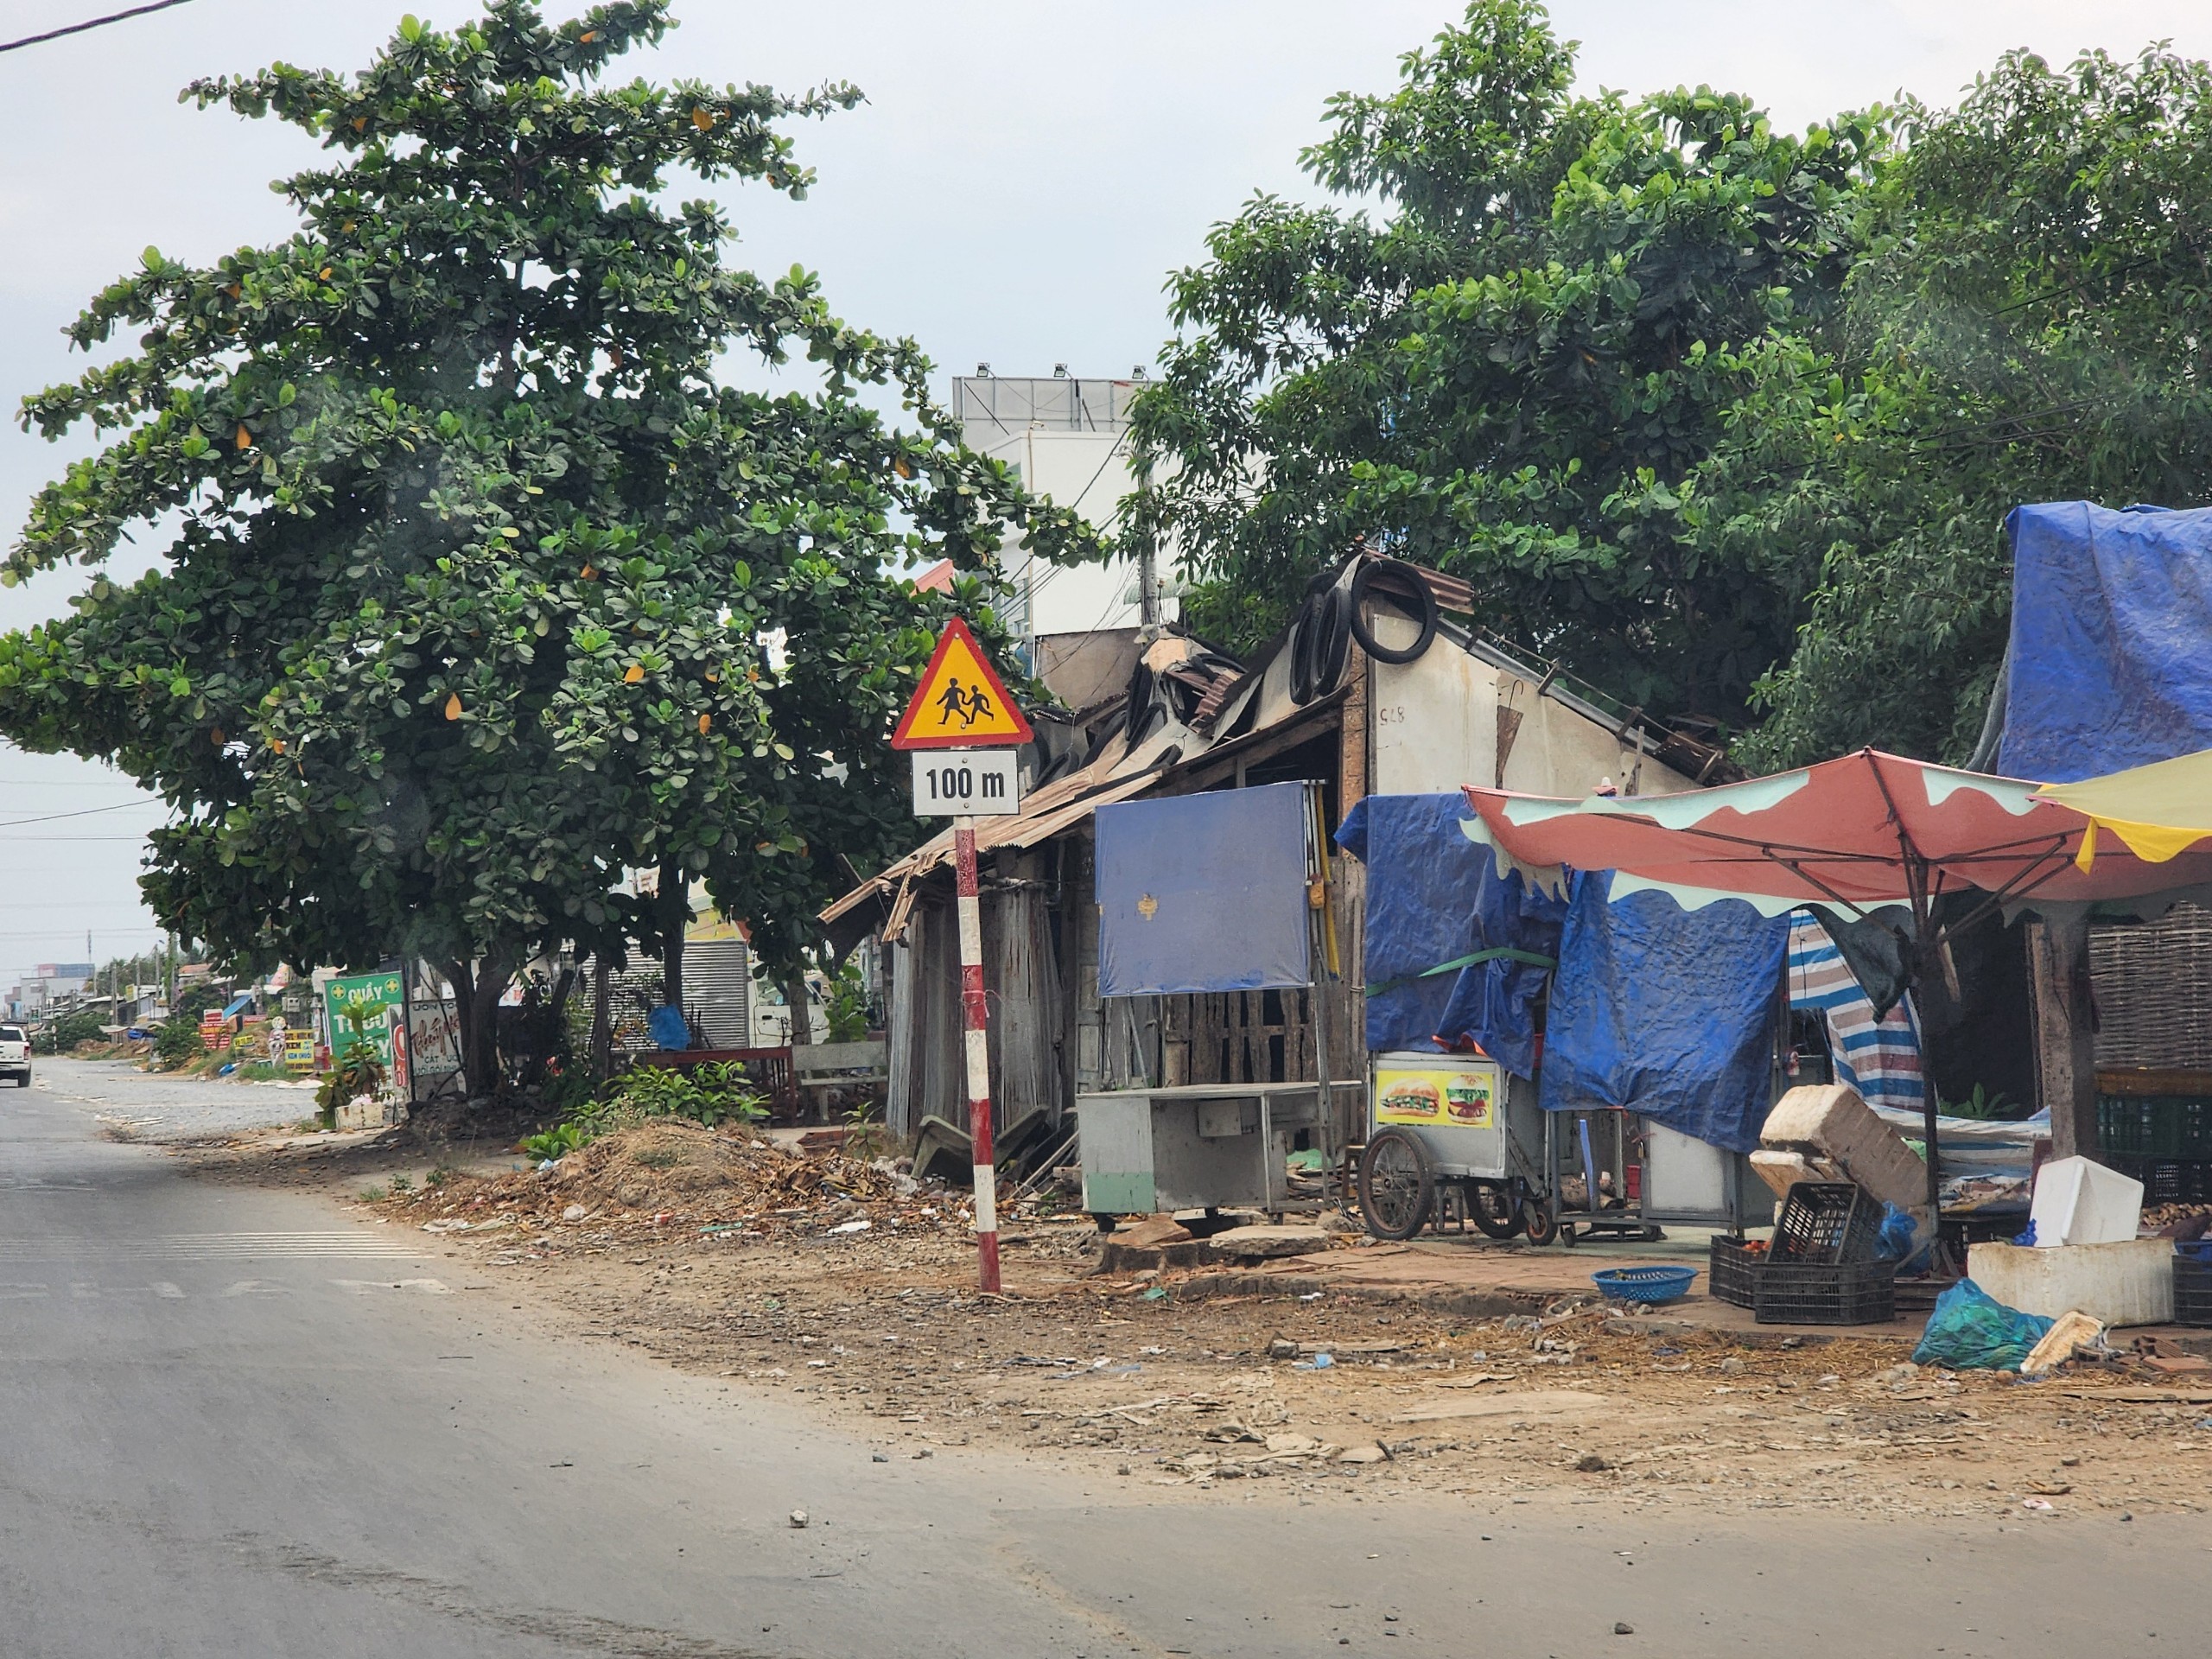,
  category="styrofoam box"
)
[2028,1154,2143,1247]
[1762,1084,1927,1217]
[1966,1238,2175,1327]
